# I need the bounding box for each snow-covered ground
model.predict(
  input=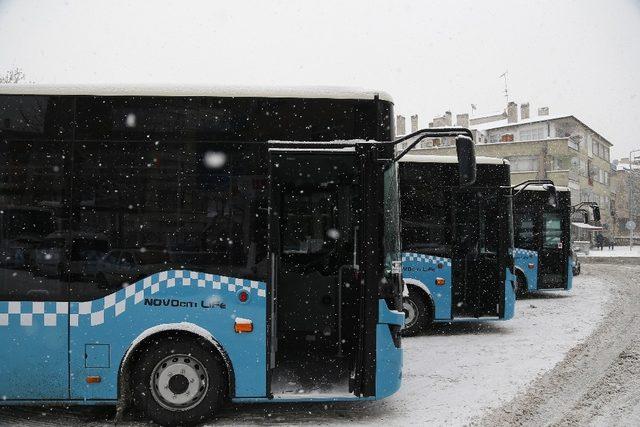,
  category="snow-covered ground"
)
[376,270,610,425]
[582,245,640,257]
